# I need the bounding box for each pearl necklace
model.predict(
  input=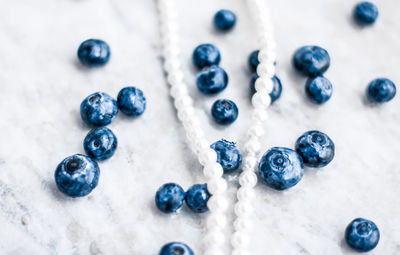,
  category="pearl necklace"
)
[157,0,276,254]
